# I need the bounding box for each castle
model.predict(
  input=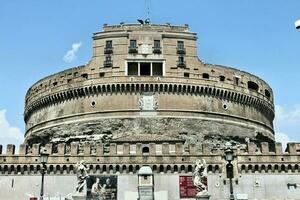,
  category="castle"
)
[0,22,299,200]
